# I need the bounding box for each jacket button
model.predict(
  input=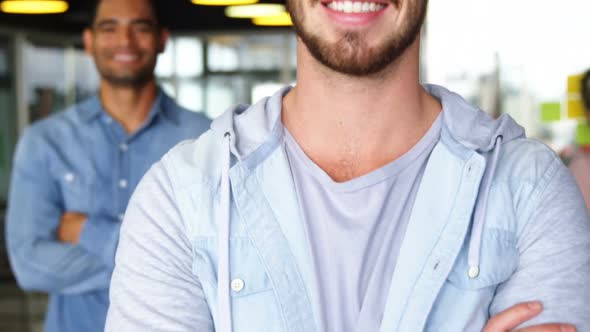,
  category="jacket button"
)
[231,278,245,292]
[64,172,75,183]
